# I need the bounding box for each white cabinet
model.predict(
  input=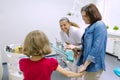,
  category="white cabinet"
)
[106,37,120,59]
[106,38,116,54]
[106,29,120,59]
[114,41,120,59]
